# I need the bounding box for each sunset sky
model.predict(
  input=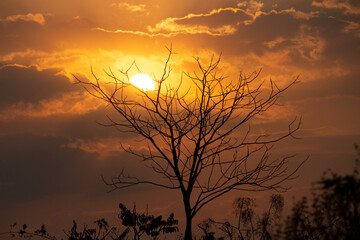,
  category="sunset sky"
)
[1,0,360,237]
